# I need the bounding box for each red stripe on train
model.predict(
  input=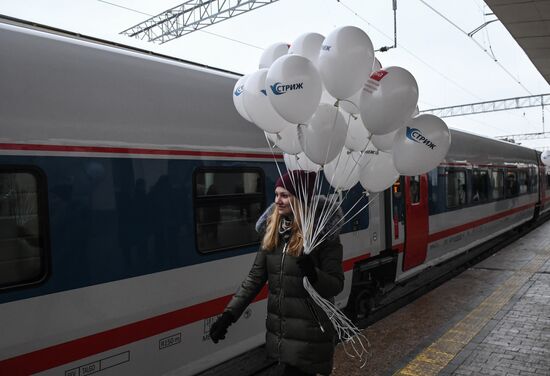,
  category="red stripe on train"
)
[0,143,283,160]
[428,203,535,243]
[0,254,369,374]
